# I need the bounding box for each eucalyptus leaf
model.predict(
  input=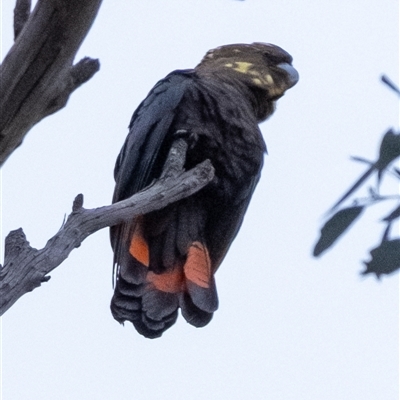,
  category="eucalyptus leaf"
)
[313,206,364,256]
